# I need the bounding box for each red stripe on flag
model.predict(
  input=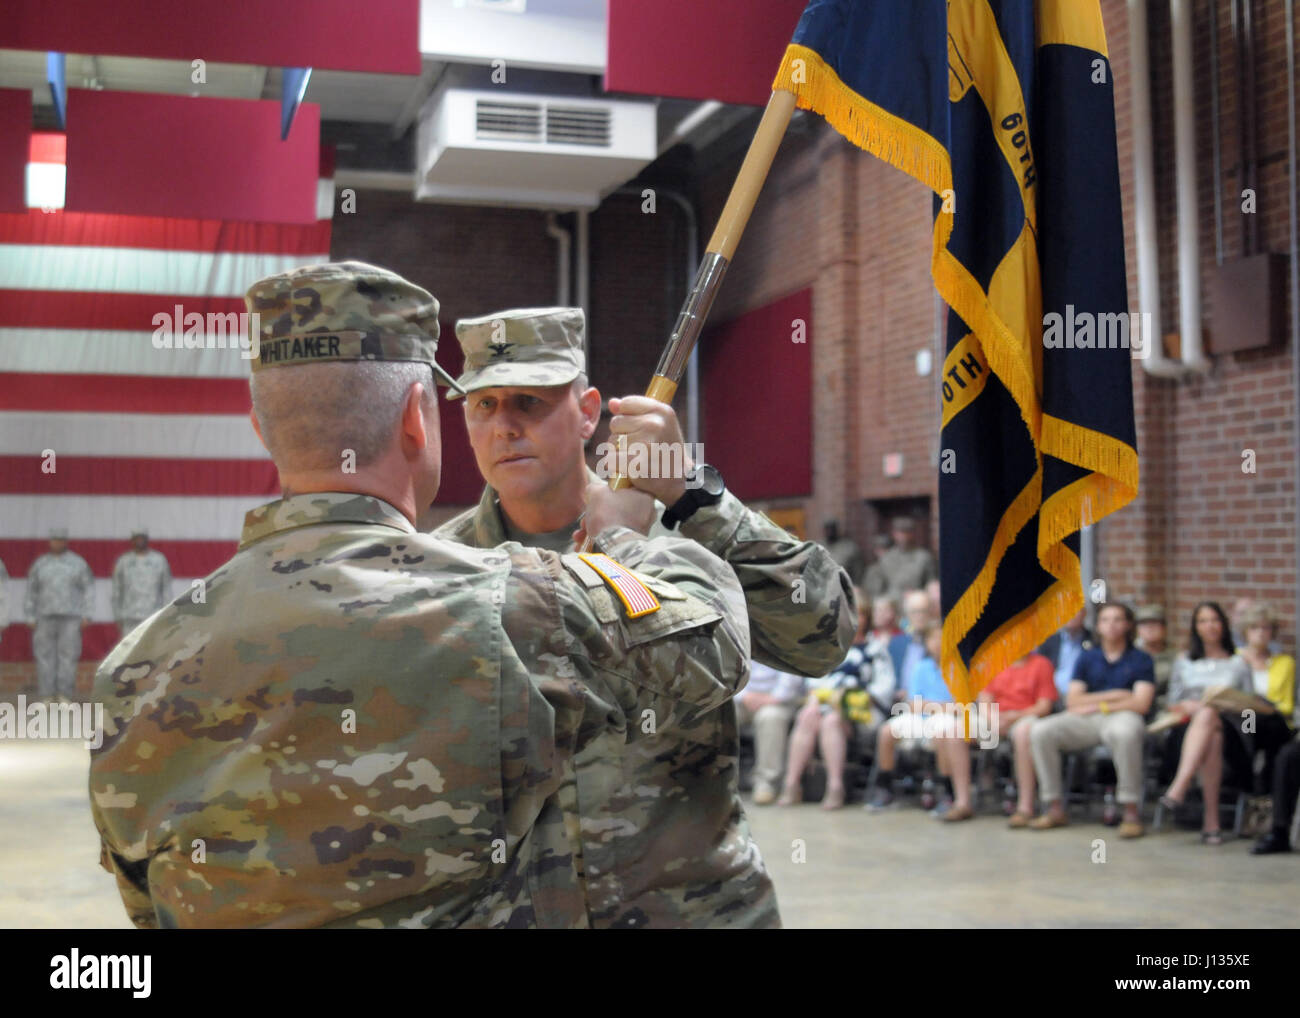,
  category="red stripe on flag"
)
[0,209,333,251]
[0,539,238,578]
[0,373,252,414]
[0,290,246,330]
[0,456,276,496]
